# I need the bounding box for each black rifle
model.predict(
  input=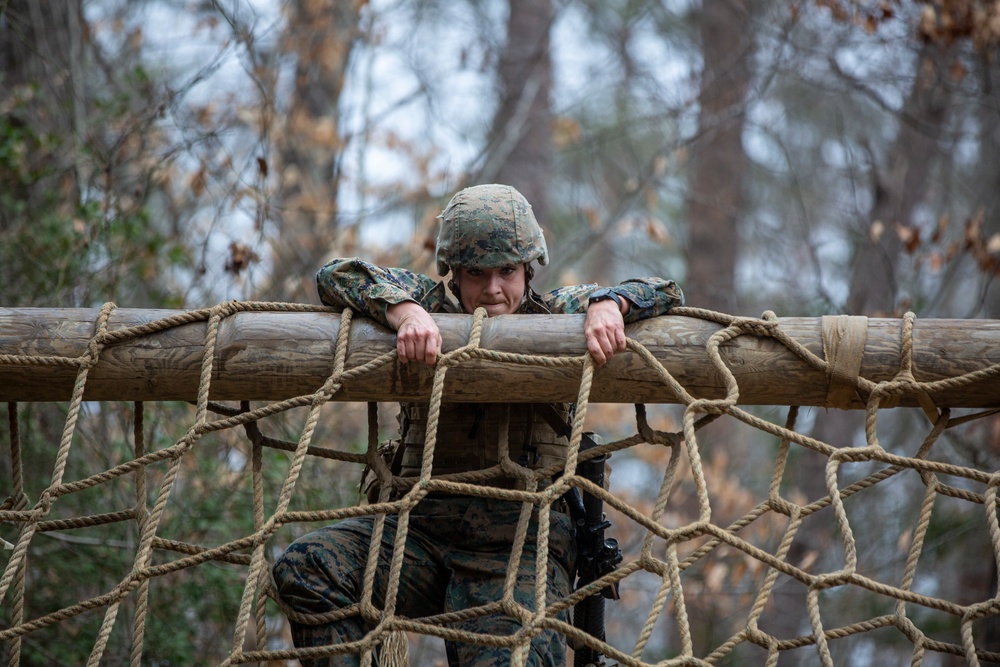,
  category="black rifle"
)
[536,405,623,666]
[565,431,623,667]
